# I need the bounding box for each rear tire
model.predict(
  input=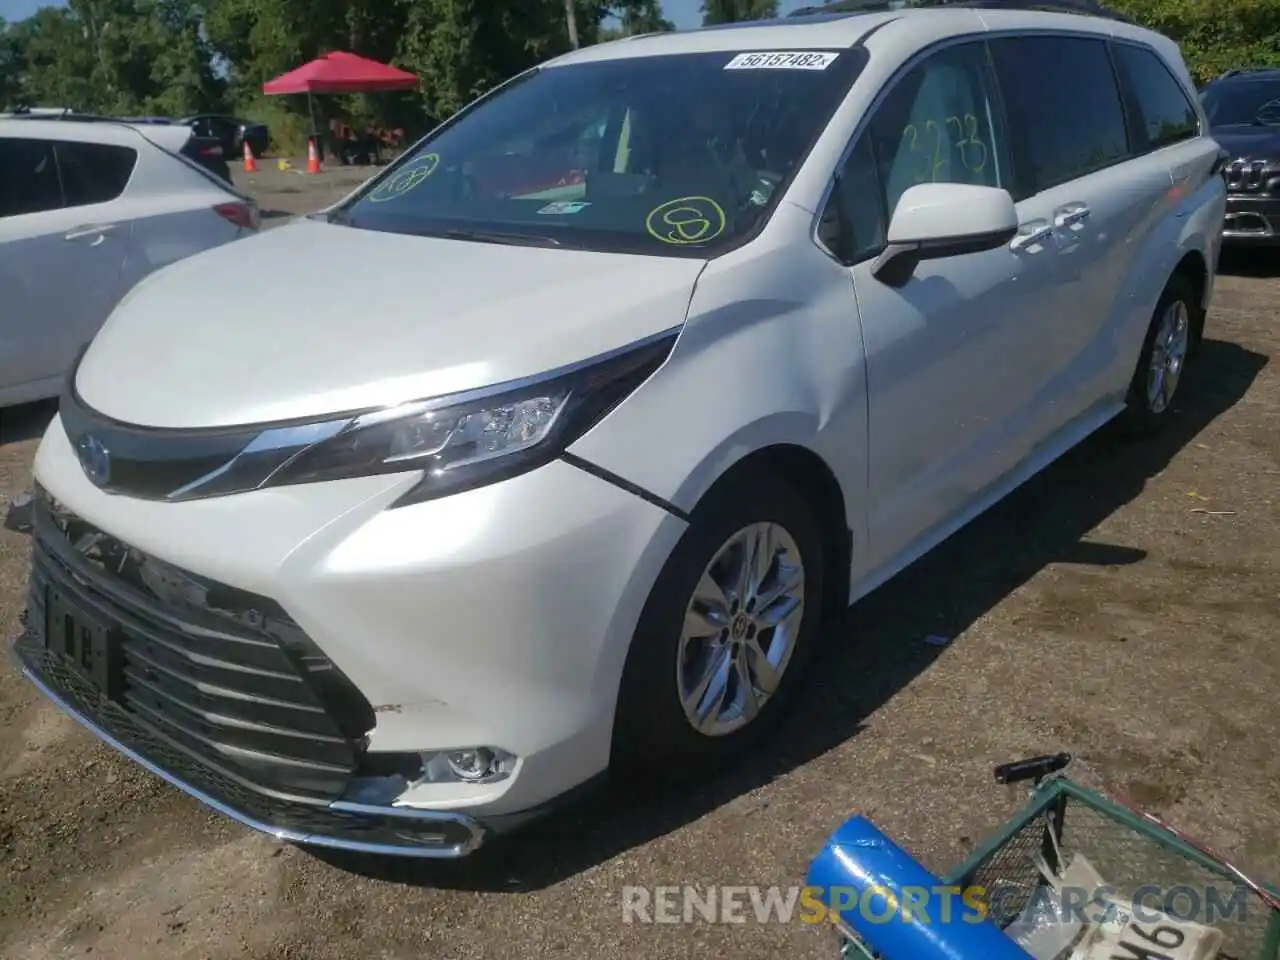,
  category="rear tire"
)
[612,472,825,776]
[1120,272,1201,434]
